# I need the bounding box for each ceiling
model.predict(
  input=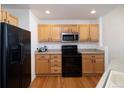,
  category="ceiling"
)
[3,4,119,20]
